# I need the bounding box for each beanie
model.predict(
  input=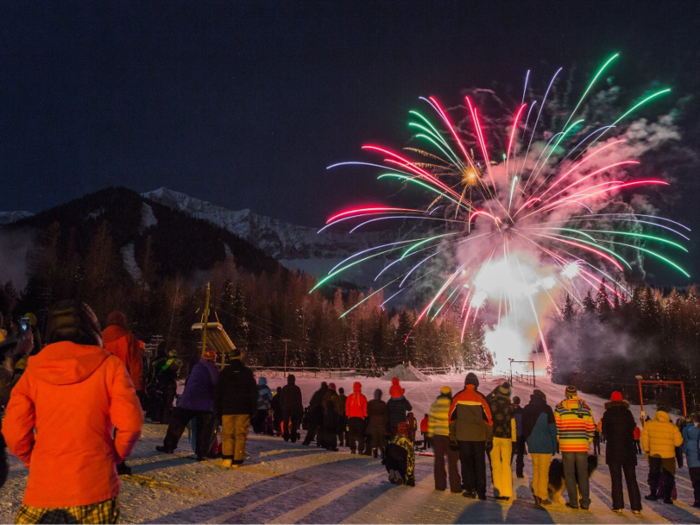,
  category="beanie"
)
[47,300,103,347]
[565,385,577,398]
[390,378,403,399]
[203,349,217,361]
[440,386,452,396]
[397,422,409,436]
[513,396,521,405]
[465,372,479,387]
[610,391,623,402]
[533,389,546,401]
[497,382,511,396]
[328,383,336,391]
[229,347,242,360]
[106,311,127,330]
